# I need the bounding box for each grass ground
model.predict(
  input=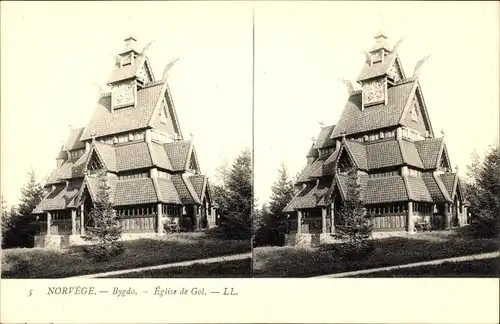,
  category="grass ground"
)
[2,232,250,279]
[103,258,252,278]
[253,228,500,277]
[349,258,500,278]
